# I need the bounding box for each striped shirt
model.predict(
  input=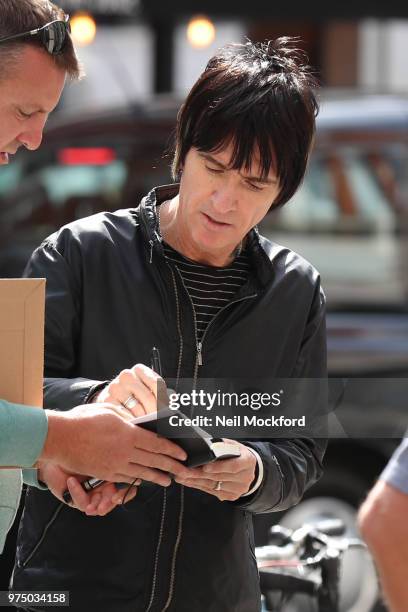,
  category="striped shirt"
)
[163,242,251,339]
